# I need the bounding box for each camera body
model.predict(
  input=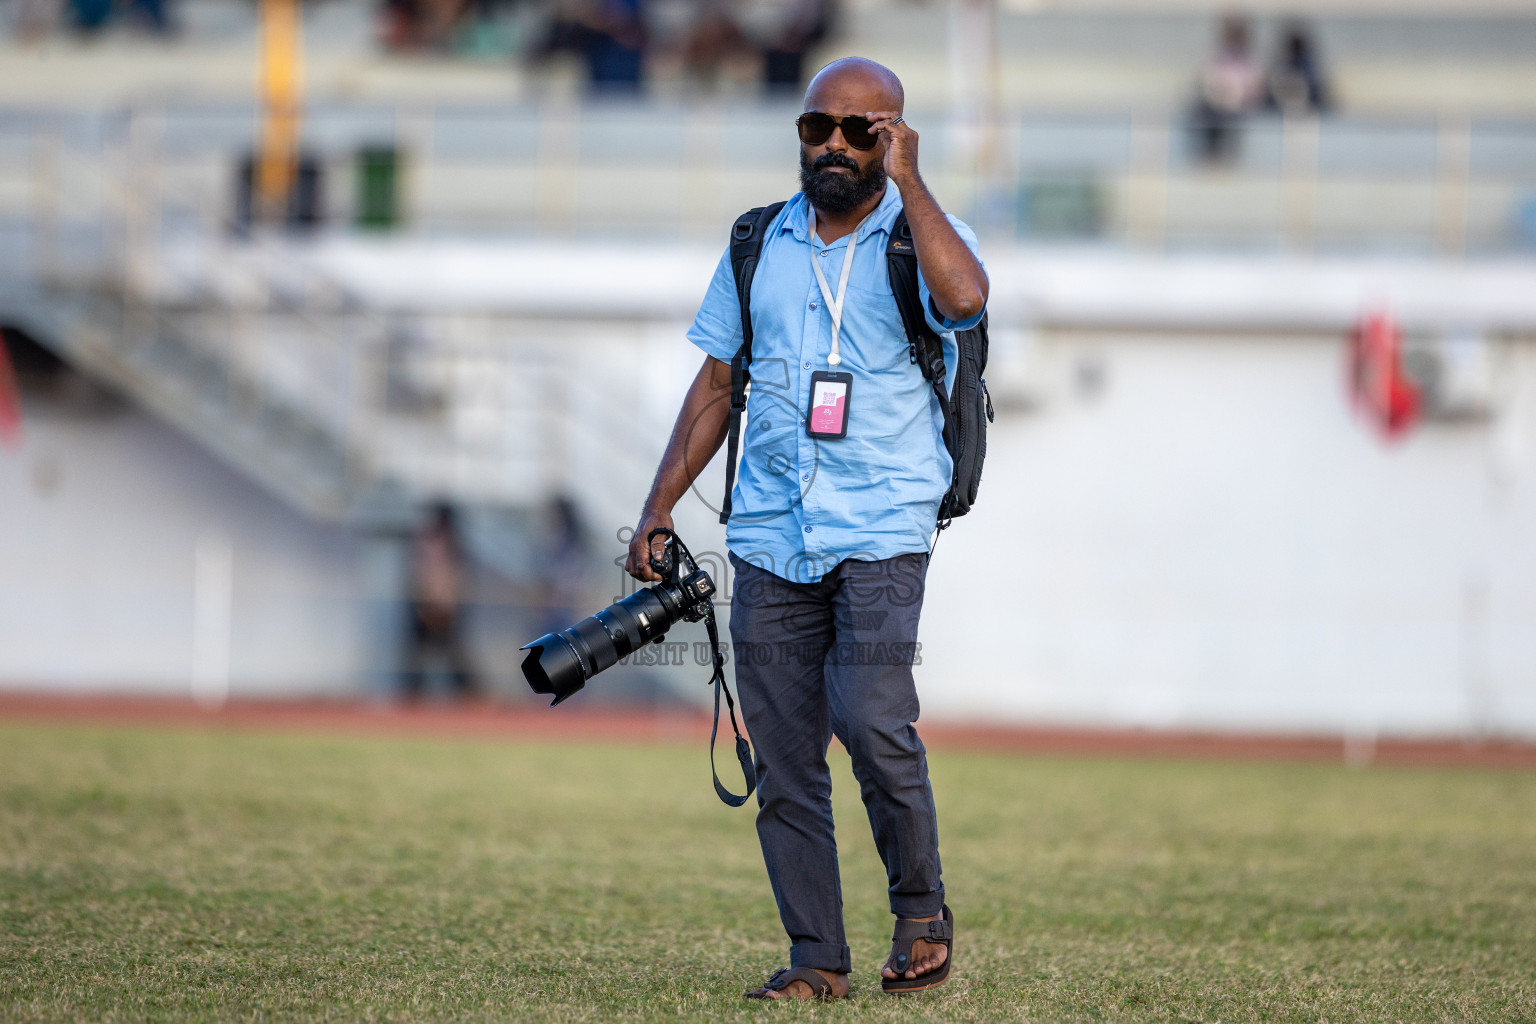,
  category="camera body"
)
[521,531,715,706]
